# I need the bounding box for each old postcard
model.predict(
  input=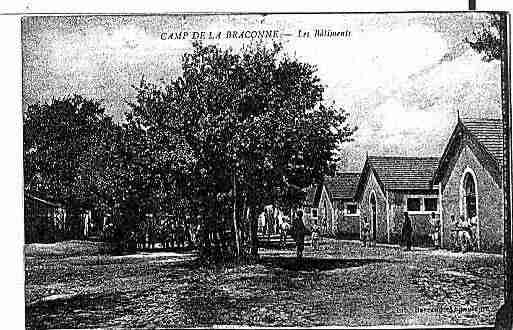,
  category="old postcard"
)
[22,12,512,329]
